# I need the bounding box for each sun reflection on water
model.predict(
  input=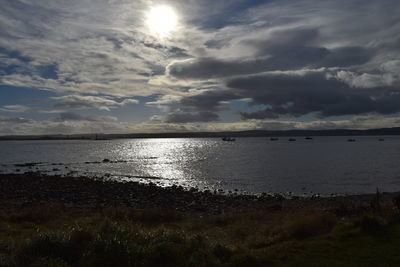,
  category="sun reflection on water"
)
[115,138,208,188]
